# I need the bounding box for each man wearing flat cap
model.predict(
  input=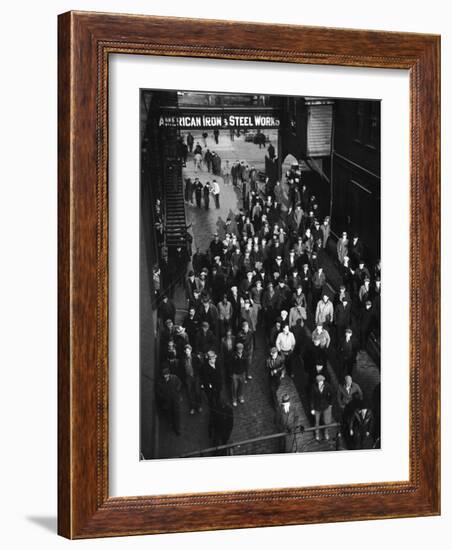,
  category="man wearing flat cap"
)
[275,393,300,452]
[197,296,219,337]
[209,232,223,261]
[201,350,223,409]
[173,324,189,358]
[349,400,375,450]
[181,344,203,415]
[266,346,286,397]
[159,317,176,354]
[230,342,247,406]
[359,300,375,351]
[310,374,334,441]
